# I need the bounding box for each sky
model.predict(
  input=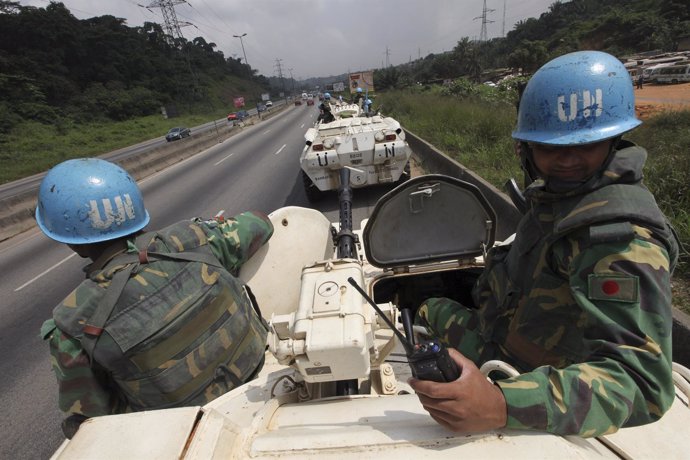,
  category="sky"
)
[19,0,560,80]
